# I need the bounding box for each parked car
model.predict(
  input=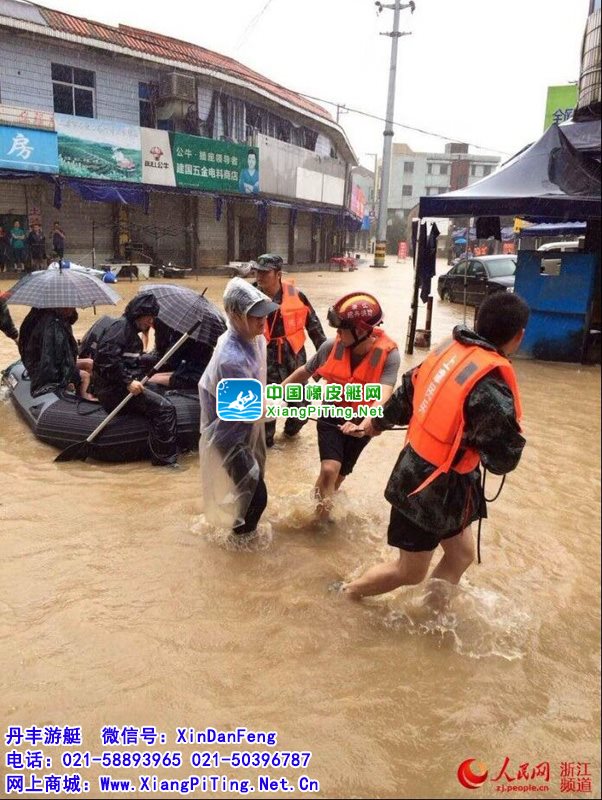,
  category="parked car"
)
[437,255,517,305]
[536,240,582,276]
